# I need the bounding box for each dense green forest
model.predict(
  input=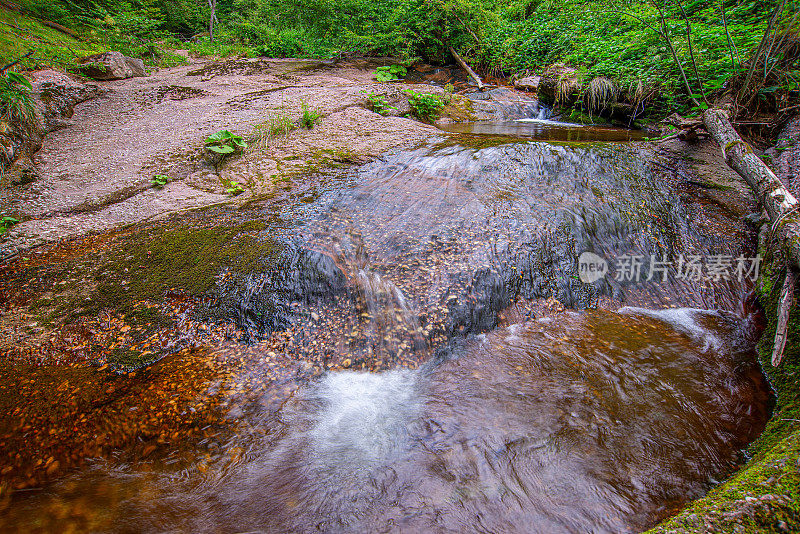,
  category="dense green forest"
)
[0,0,792,114]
